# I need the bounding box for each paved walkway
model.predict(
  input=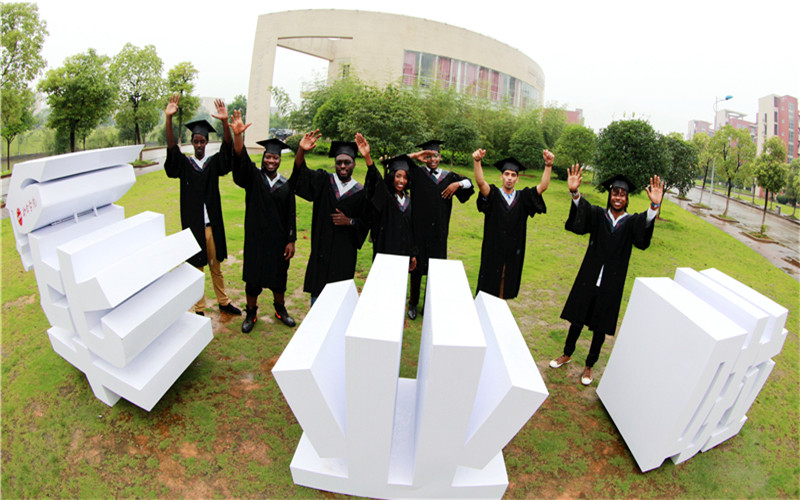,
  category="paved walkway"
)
[669,186,800,282]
